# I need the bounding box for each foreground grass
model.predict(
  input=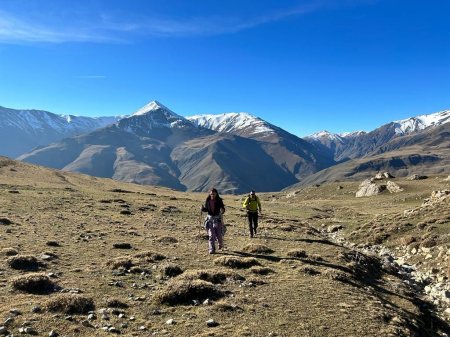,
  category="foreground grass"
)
[0,158,448,336]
